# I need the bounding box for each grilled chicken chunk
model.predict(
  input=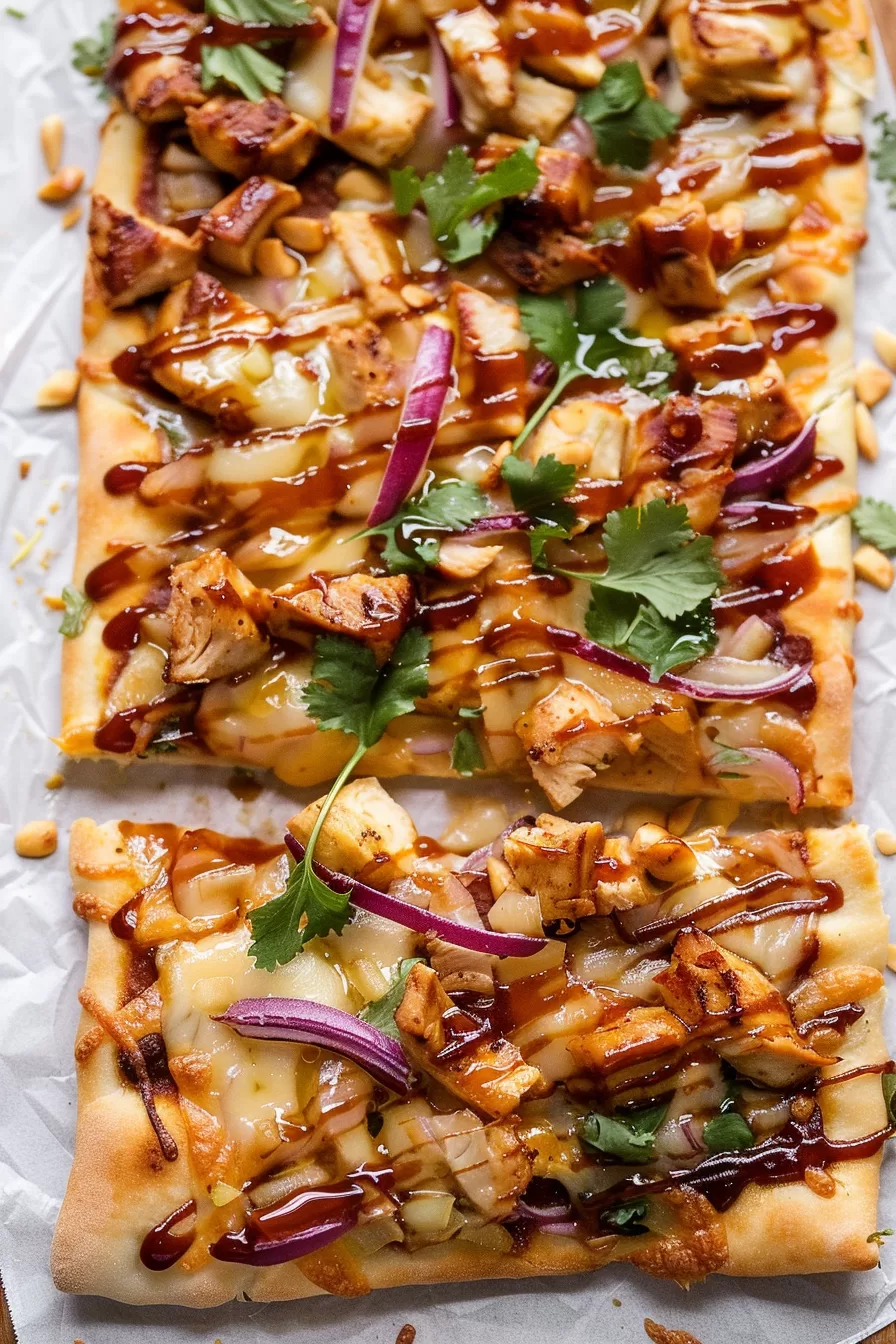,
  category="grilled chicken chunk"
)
[89,195,203,309]
[569,1005,690,1078]
[111,14,206,123]
[288,777,418,885]
[434,6,514,135]
[478,135,594,230]
[528,396,628,478]
[199,176,302,275]
[326,322,399,413]
[424,873,496,995]
[498,69,576,143]
[452,281,529,358]
[166,550,269,684]
[514,680,642,808]
[265,573,414,662]
[186,96,318,181]
[636,198,722,311]
[655,928,829,1088]
[499,1,605,87]
[504,814,652,924]
[665,0,811,104]
[329,212,410,319]
[490,225,602,293]
[396,963,545,1118]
